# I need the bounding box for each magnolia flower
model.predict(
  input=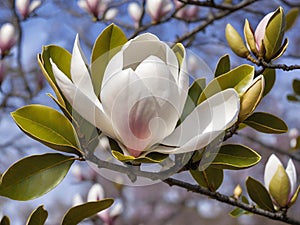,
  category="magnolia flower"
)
[254,12,274,53]
[82,184,123,225]
[264,154,298,207]
[174,0,199,20]
[104,8,118,20]
[0,23,17,58]
[51,33,239,158]
[78,0,109,20]
[16,0,41,19]
[146,0,173,22]
[128,2,143,27]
